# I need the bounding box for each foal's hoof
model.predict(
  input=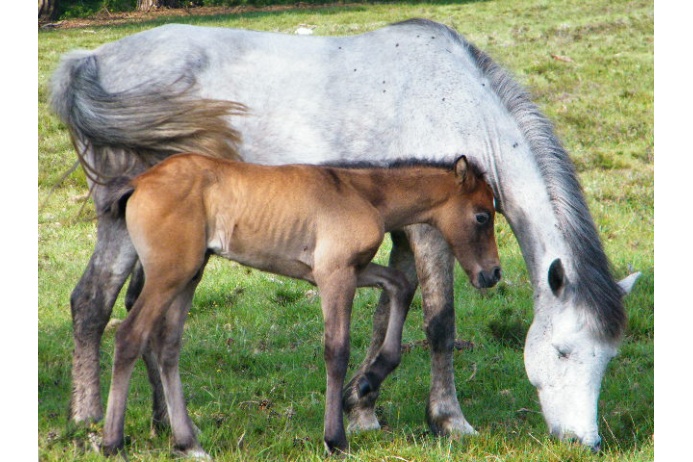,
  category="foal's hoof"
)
[323,437,349,457]
[101,443,128,460]
[346,408,381,433]
[343,376,381,433]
